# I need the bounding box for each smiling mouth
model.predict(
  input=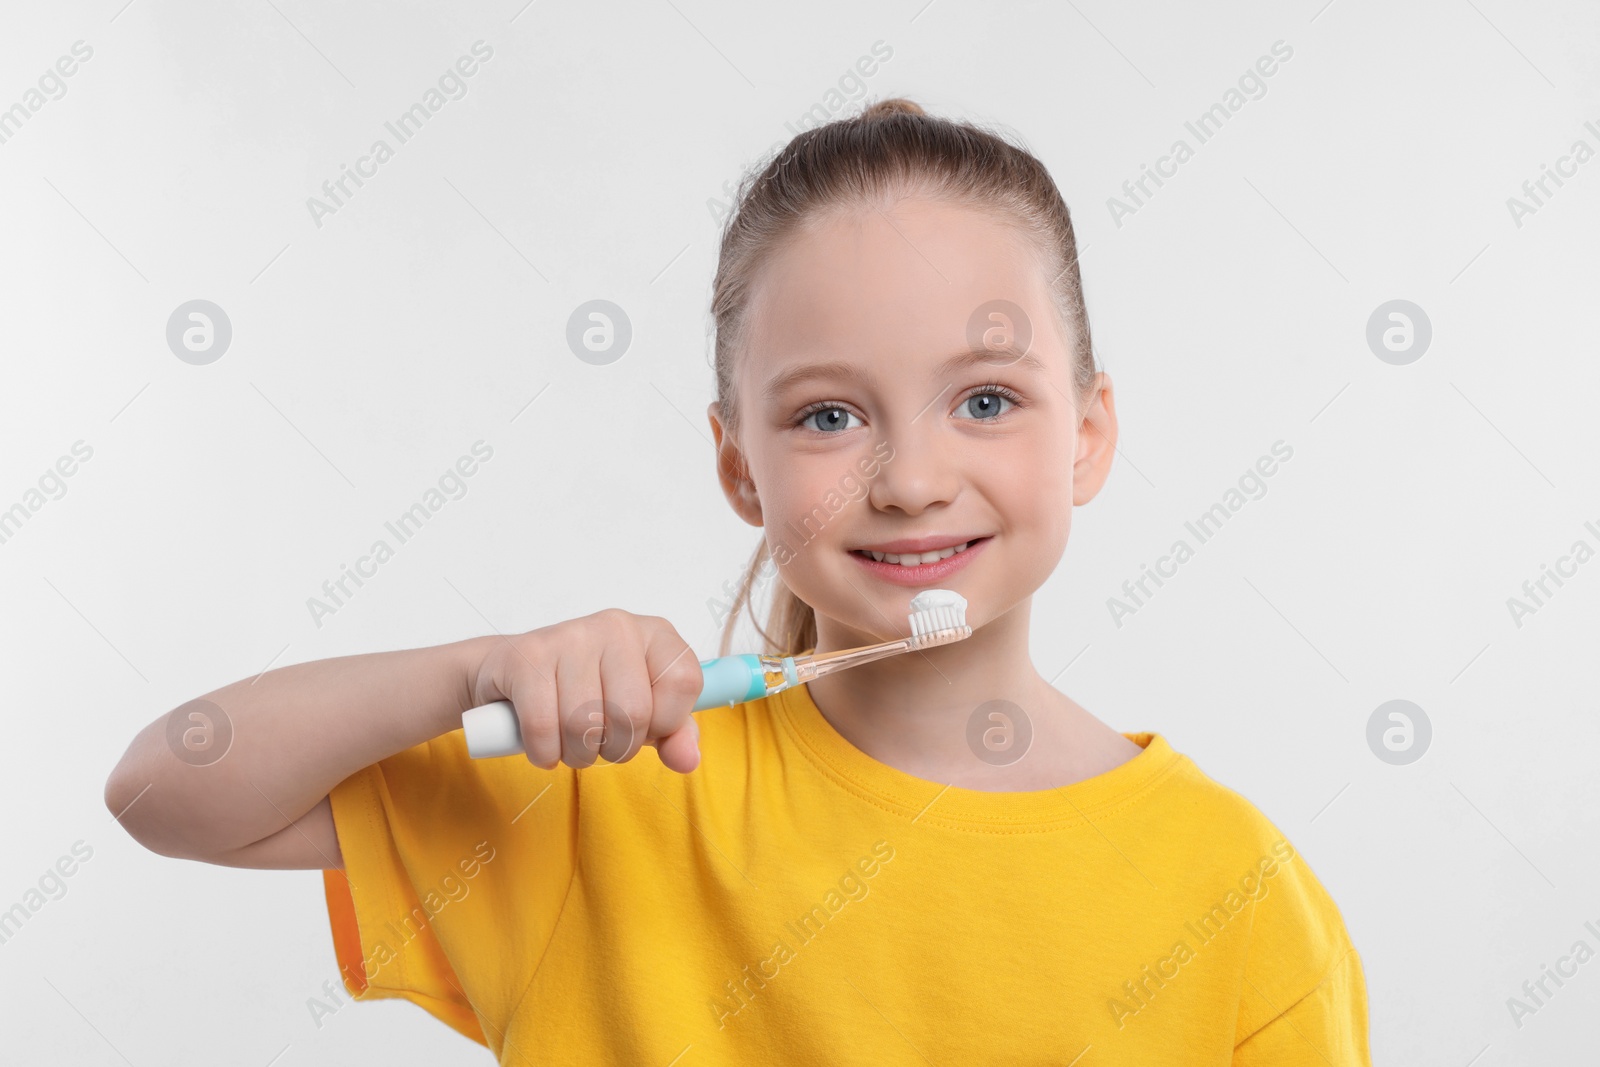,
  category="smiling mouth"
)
[849,537,992,567]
